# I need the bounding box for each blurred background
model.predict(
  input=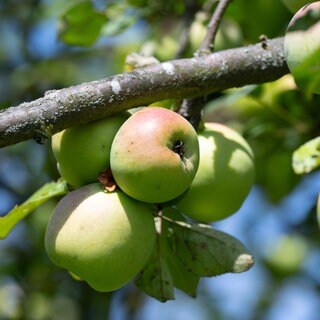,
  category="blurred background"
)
[1,0,320,319]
